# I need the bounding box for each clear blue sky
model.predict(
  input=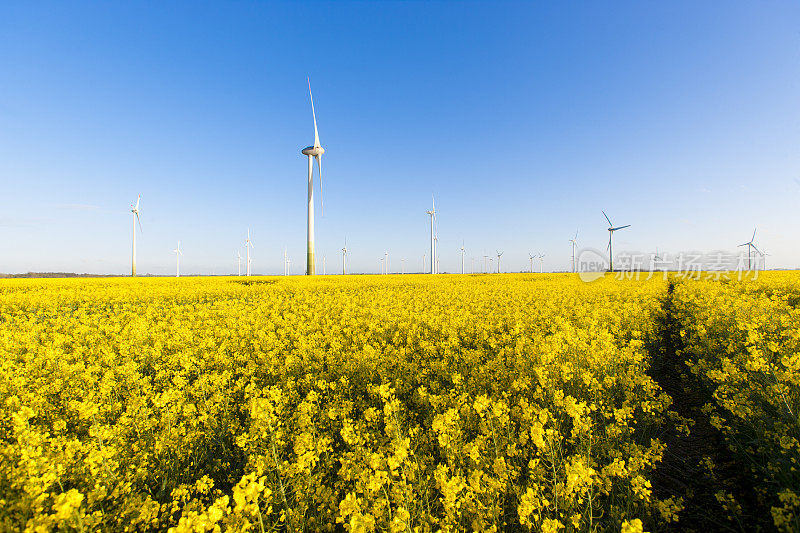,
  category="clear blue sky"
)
[2,1,798,274]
